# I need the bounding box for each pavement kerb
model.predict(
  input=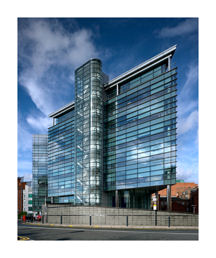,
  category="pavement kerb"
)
[24,222,198,230]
